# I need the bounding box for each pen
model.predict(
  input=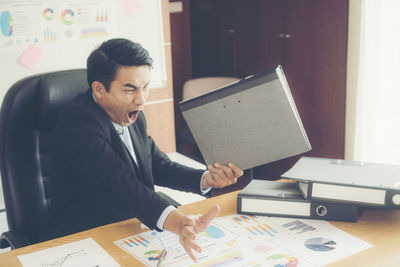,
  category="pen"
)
[156,248,167,267]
